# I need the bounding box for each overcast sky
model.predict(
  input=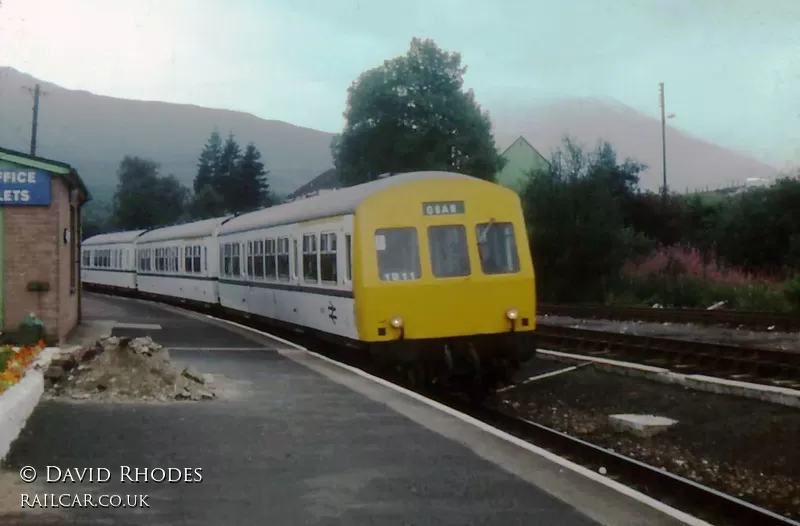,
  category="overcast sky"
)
[1,0,798,166]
